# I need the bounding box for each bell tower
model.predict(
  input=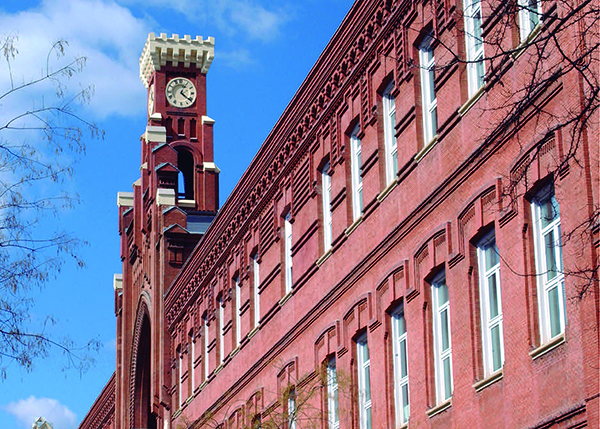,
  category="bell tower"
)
[115,33,217,429]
